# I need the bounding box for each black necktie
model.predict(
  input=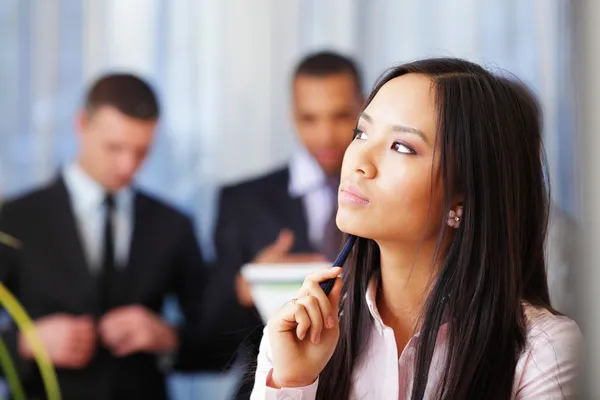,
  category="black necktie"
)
[321,176,343,261]
[99,193,116,312]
